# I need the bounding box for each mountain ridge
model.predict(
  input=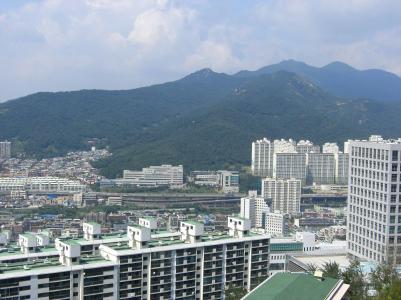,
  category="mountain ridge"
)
[1,61,401,176]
